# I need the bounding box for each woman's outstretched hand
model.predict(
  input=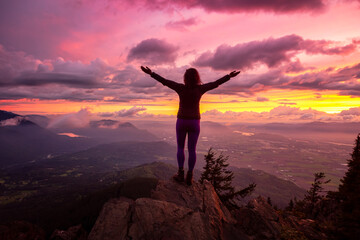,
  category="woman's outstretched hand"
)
[229,70,240,78]
[141,66,152,75]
